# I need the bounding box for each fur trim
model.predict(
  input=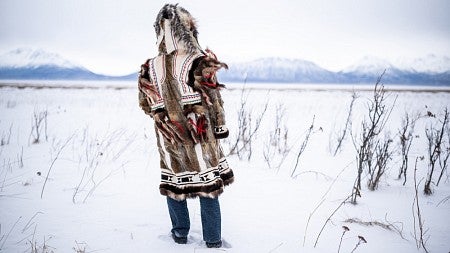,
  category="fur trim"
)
[220,169,234,186]
[160,179,224,200]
